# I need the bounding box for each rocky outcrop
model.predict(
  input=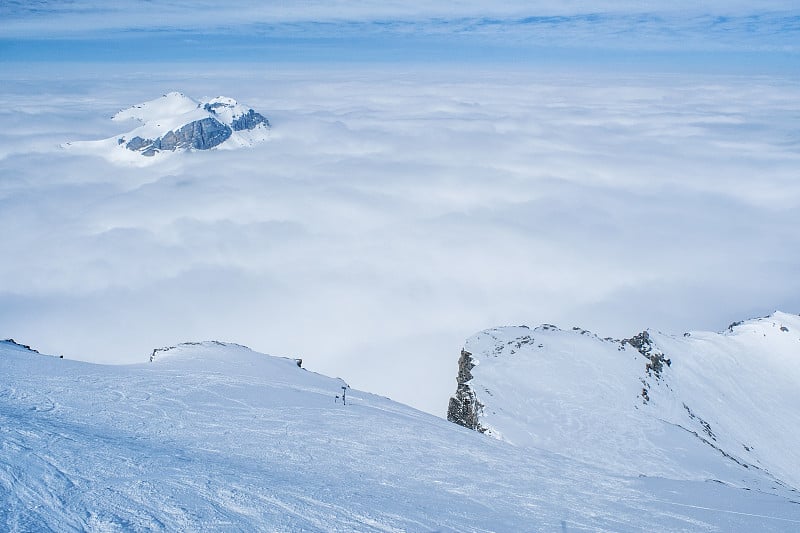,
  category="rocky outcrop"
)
[1,338,39,353]
[622,330,671,378]
[231,109,270,131]
[446,349,487,432]
[125,136,152,151]
[622,330,672,403]
[203,100,269,131]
